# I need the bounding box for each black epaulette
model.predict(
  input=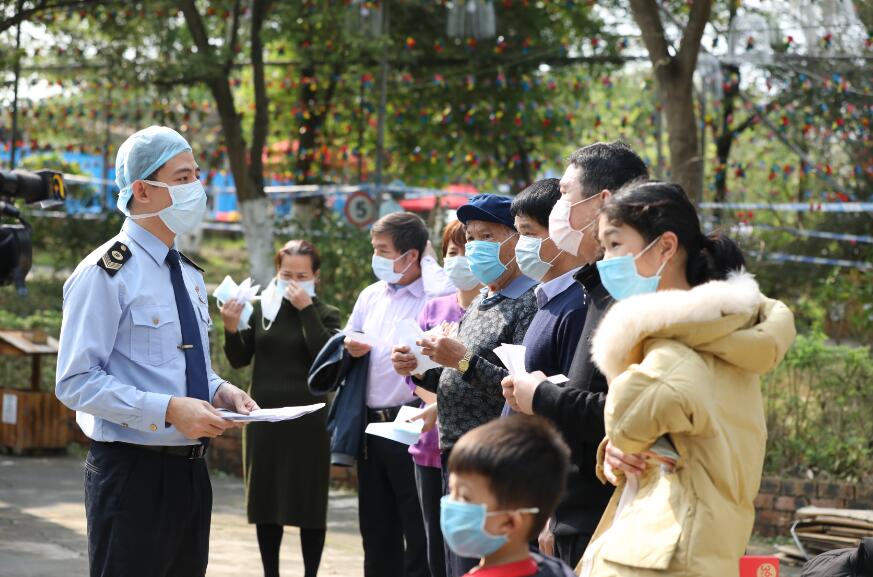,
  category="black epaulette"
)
[179,252,206,273]
[96,241,132,276]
